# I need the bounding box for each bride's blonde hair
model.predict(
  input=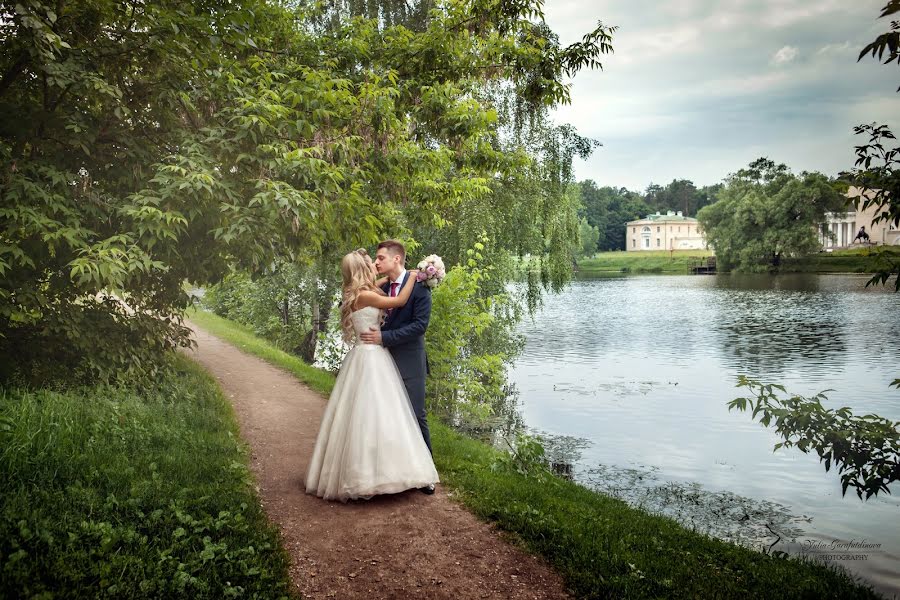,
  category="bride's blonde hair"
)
[340,250,379,342]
